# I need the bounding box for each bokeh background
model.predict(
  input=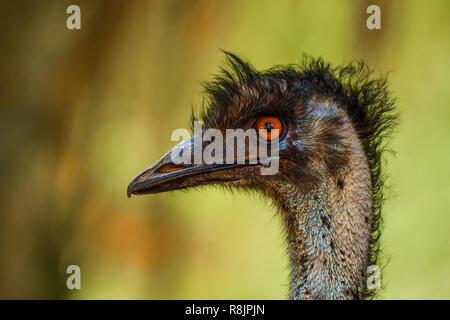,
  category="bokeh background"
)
[0,0,449,299]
